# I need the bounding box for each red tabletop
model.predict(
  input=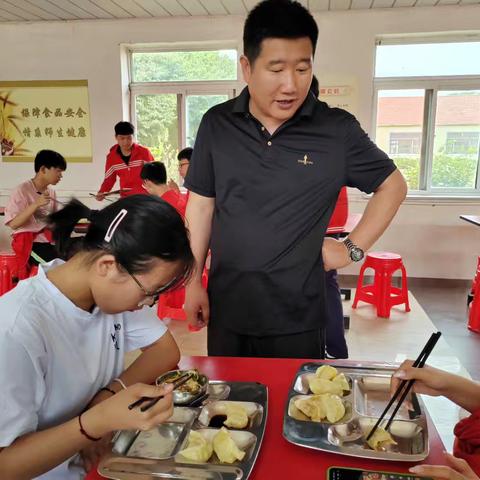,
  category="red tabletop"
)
[86,356,448,480]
